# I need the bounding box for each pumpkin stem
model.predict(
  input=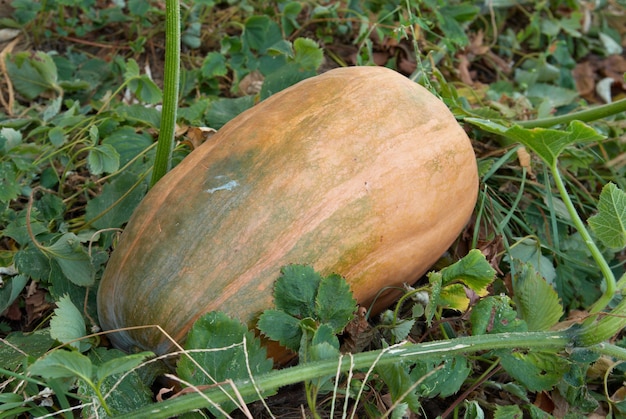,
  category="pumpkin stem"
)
[150,0,181,186]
